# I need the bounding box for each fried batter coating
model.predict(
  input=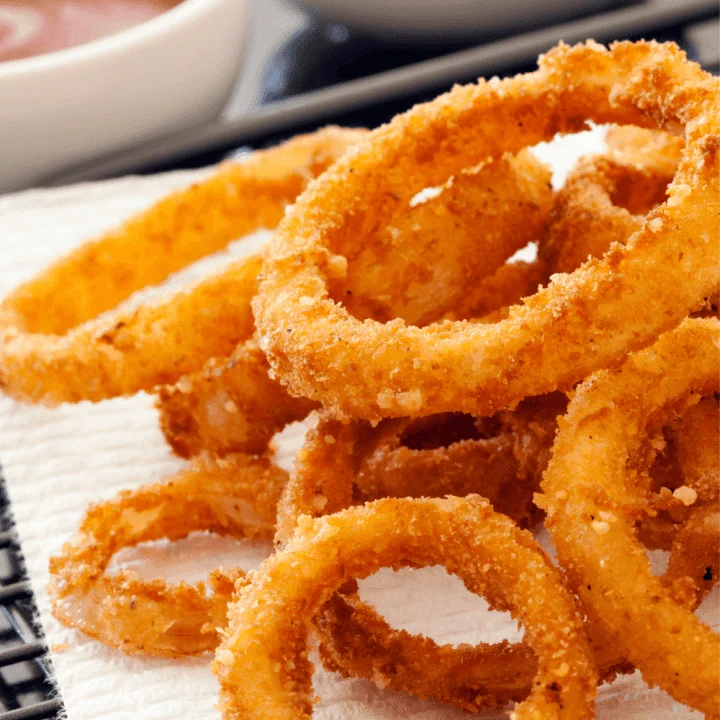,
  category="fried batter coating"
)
[336,149,552,325]
[255,41,719,422]
[539,318,719,715]
[49,453,287,657]
[0,127,366,404]
[157,341,318,457]
[215,496,597,719]
[538,152,676,276]
[353,393,566,528]
[156,150,552,456]
[274,402,565,712]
